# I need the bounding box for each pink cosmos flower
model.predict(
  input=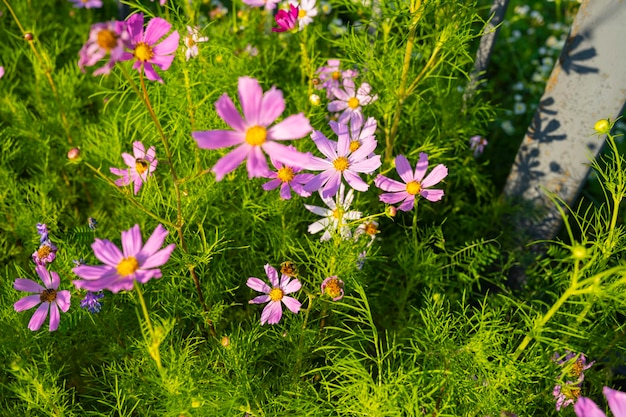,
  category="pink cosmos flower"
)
[575,387,626,417]
[120,13,180,83]
[272,4,299,32]
[304,183,362,241]
[304,121,381,198]
[72,224,175,293]
[329,115,378,164]
[315,59,358,98]
[328,79,377,124]
[469,135,488,157]
[262,146,314,199]
[110,141,158,195]
[243,0,281,10]
[69,0,103,8]
[13,265,71,331]
[32,239,57,266]
[374,153,448,211]
[192,76,312,181]
[79,21,129,76]
[320,276,344,301]
[247,264,302,325]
